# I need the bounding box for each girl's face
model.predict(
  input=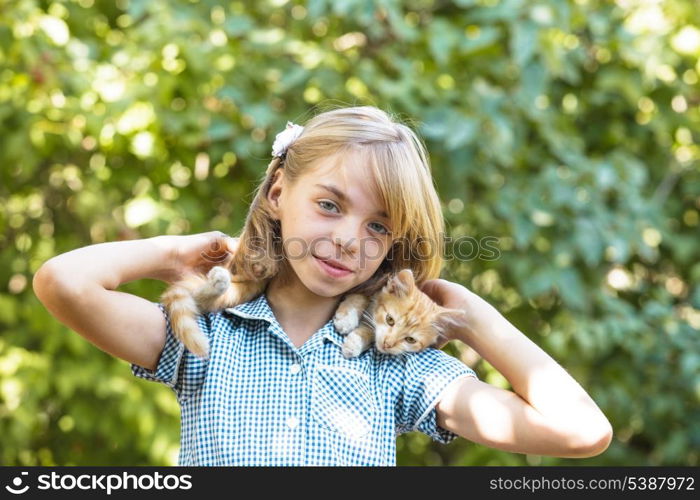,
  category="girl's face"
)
[268,151,394,299]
